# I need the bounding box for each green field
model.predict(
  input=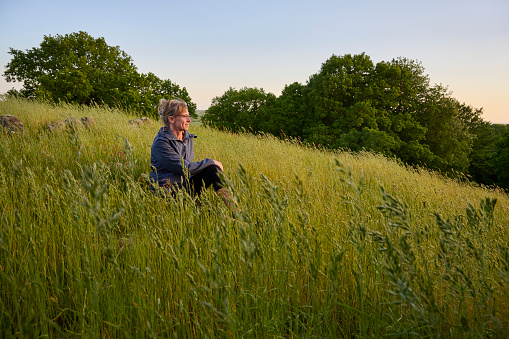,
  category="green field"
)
[1,98,509,337]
